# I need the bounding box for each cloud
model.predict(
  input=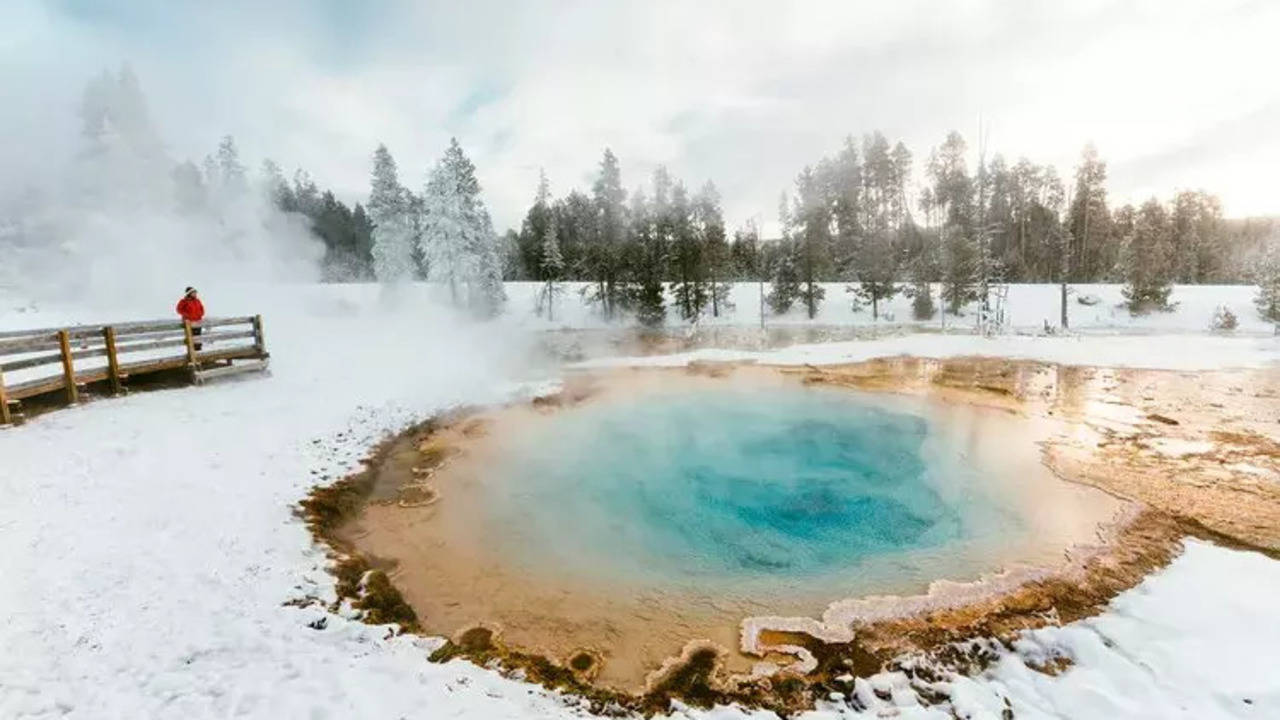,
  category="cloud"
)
[3,0,1278,237]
